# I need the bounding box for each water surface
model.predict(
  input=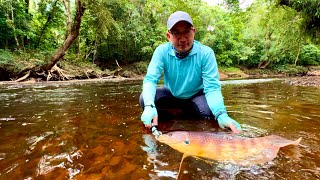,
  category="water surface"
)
[0,79,319,179]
